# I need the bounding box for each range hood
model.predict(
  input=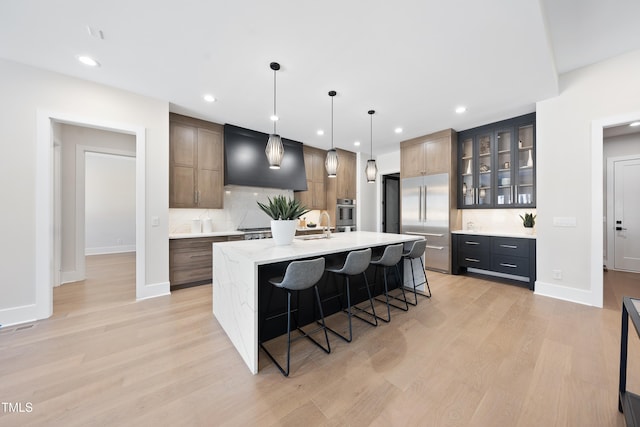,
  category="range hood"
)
[224,124,308,191]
